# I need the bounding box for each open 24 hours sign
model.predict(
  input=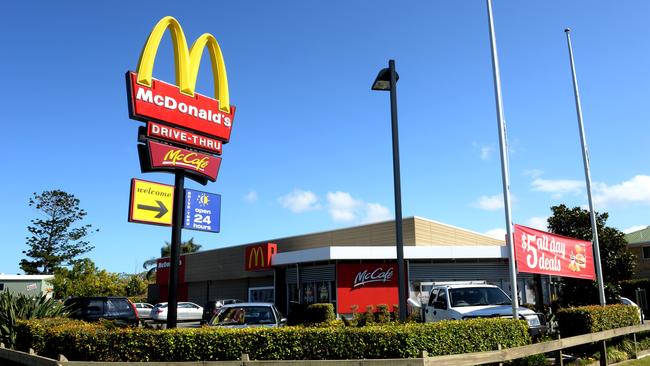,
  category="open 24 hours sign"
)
[183,189,221,233]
